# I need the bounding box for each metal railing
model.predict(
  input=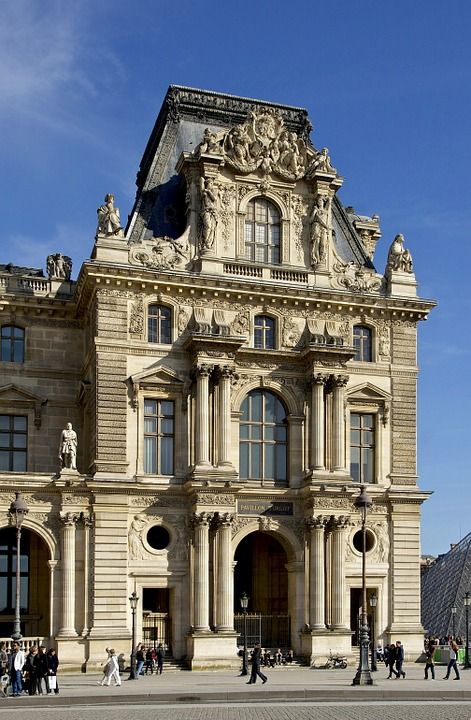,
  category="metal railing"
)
[234,614,291,649]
